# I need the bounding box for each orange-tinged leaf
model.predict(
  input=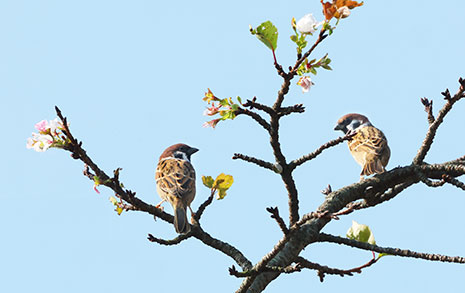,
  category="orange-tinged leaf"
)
[203,88,219,103]
[321,0,337,20]
[321,0,363,20]
[336,0,363,9]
